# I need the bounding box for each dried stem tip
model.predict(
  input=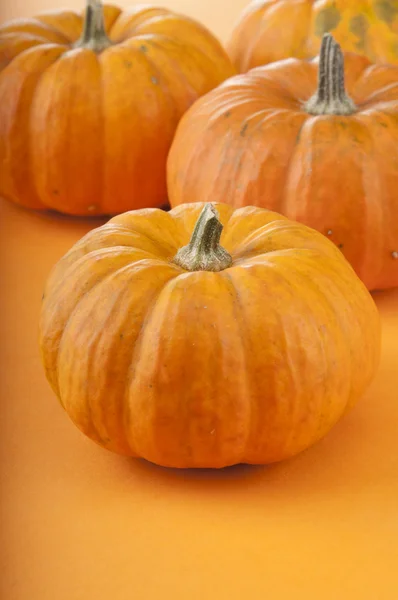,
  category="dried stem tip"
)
[173,204,232,272]
[74,0,113,53]
[304,33,357,116]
